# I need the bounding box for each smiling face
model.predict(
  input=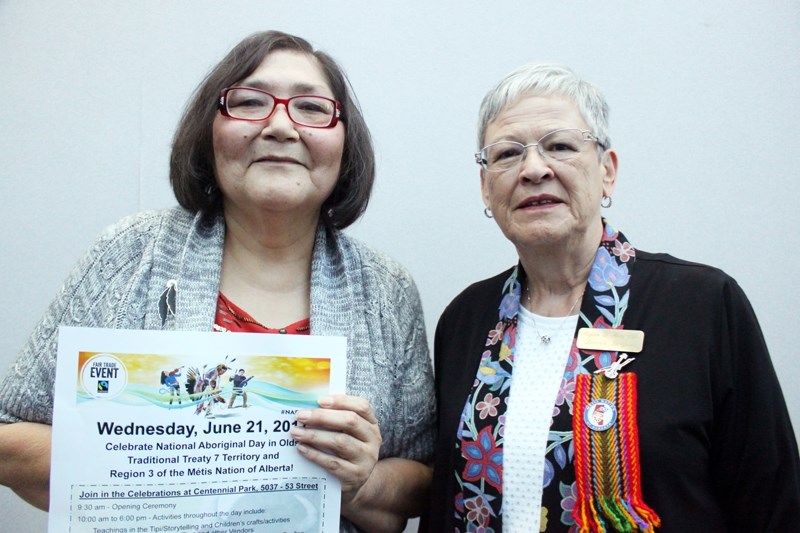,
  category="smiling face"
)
[480,94,617,251]
[212,50,345,224]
